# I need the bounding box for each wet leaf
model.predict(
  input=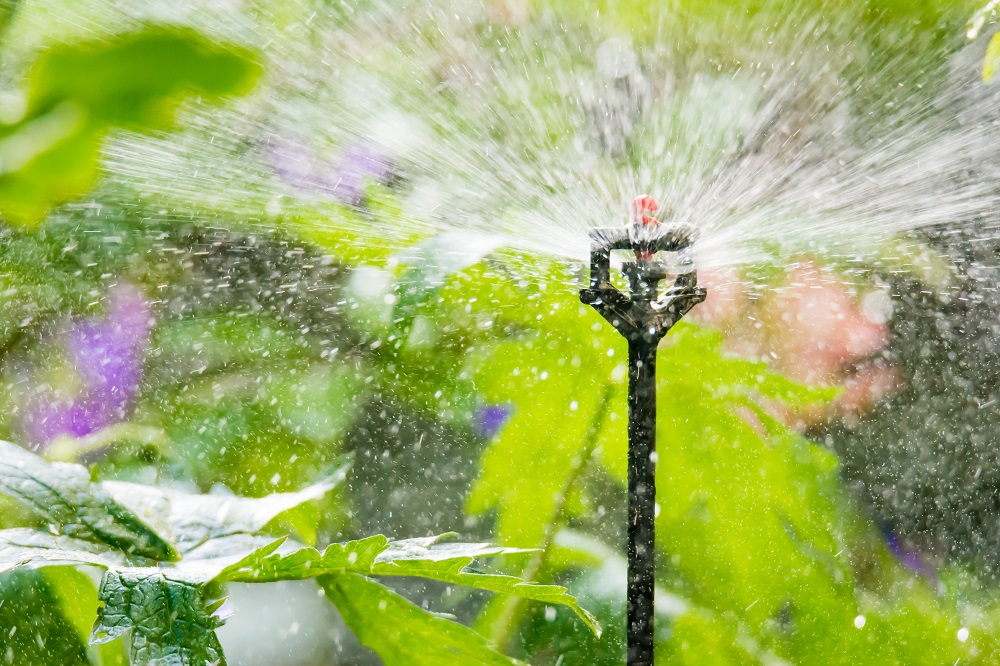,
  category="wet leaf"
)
[0,569,91,666]
[0,444,597,665]
[91,570,226,666]
[0,528,126,572]
[370,534,601,637]
[126,456,351,552]
[215,534,387,582]
[320,573,523,666]
[461,260,618,549]
[217,531,597,633]
[44,566,130,666]
[0,440,179,560]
